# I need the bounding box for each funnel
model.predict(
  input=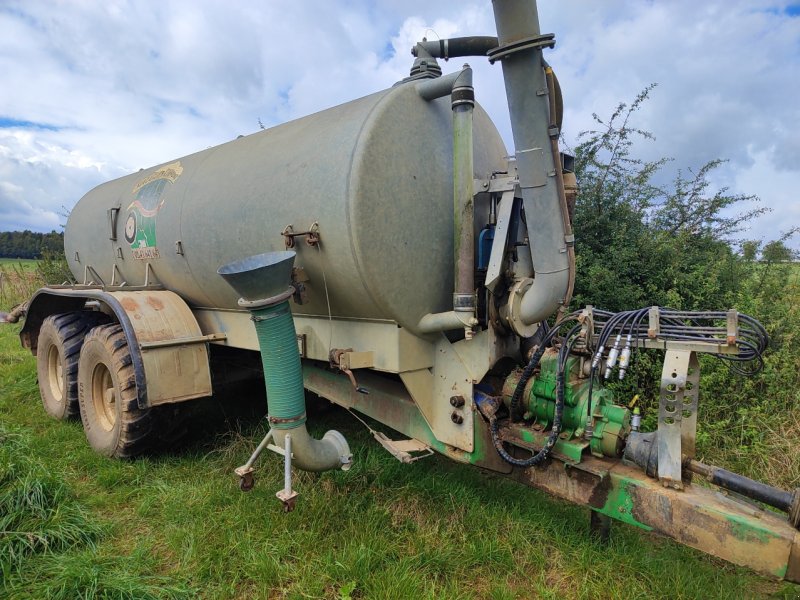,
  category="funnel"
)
[217,250,296,304]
